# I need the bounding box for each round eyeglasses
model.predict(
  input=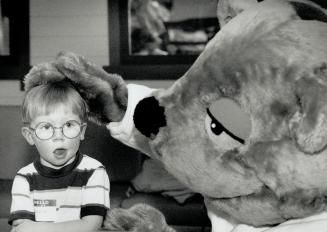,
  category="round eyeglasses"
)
[29,120,85,140]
